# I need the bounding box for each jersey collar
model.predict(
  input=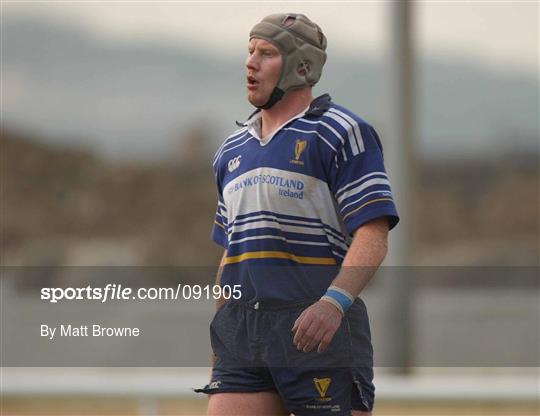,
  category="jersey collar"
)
[245,106,309,144]
[237,93,333,128]
[305,93,332,116]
